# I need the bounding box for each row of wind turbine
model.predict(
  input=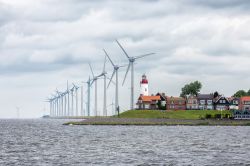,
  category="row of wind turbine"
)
[46,39,155,117]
